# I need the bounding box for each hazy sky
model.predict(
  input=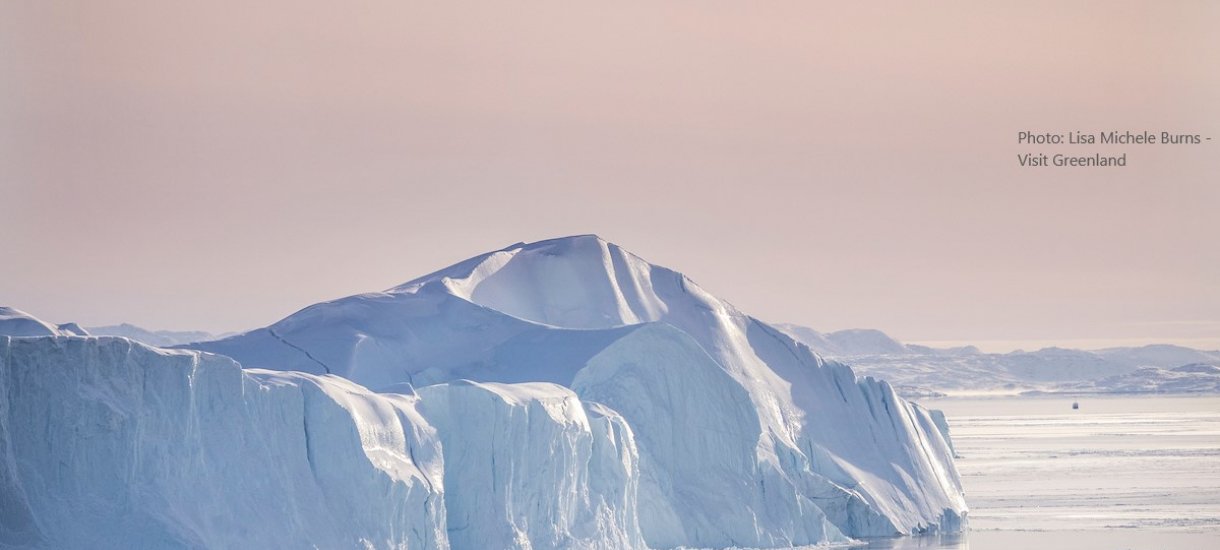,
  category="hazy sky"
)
[3,2,1218,351]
